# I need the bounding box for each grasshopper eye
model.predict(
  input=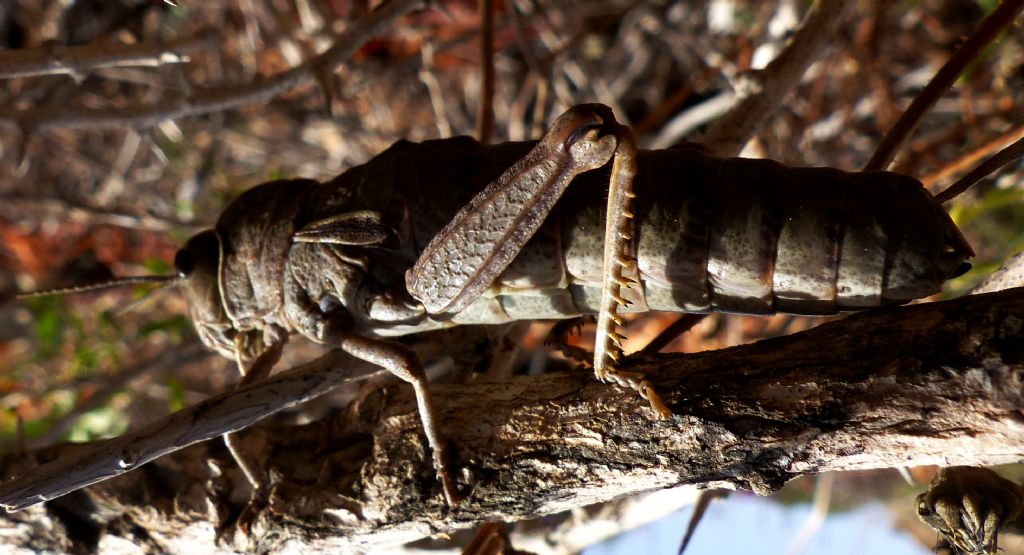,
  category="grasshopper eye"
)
[917,499,931,516]
[174,249,194,278]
